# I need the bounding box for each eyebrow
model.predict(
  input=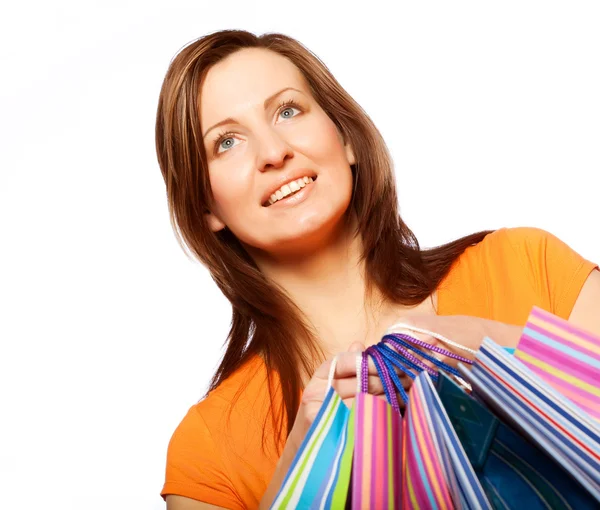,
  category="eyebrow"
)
[202,86,304,139]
